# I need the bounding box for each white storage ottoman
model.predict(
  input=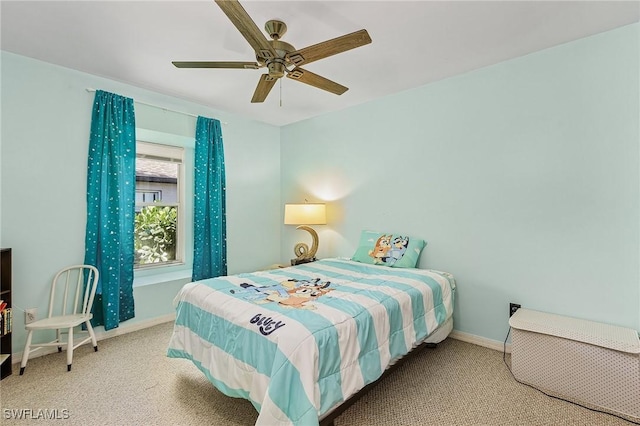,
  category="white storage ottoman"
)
[509,308,640,422]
